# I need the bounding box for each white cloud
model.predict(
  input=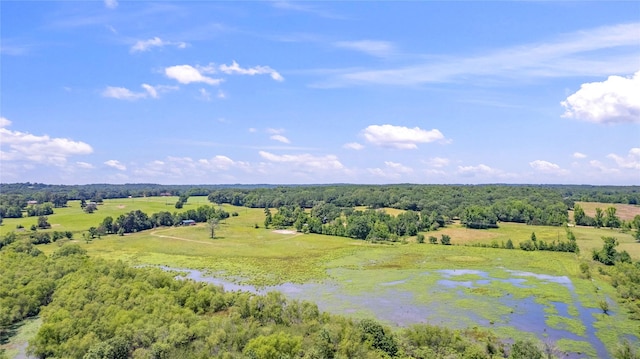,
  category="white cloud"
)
[0,117,11,128]
[457,164,499,177]
[343,142,364,150]
[165,65,223,85]
[104,0,118,9]
[217,89,227,99]
[219,61,284,81]
[248,128,258,133]
[607,148,640,169]
[529,160,560,172]
[270,135,291,144]
[362,124,445,149]
[102,84,176,100]
[259,151,344,170]
[76,161,94,169]
[425,157,450,168]
[104,159,126,171]
[318,23,640,87]
[529,160,569,175]
[141,84,158,98]
[0,120,93,166]
[334,40,395,58]
[266,128,285,135]
[130,37,188,53]
[573,152,587,159]
[102,86,146,100]
[561,71,640,124]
